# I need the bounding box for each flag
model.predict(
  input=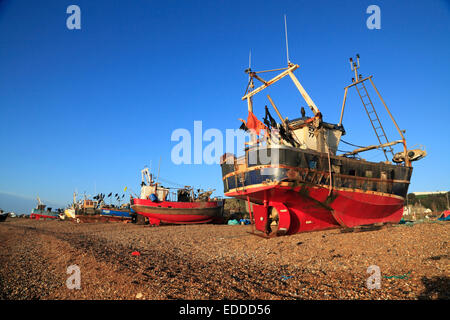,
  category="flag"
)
[124,186,127,192]
[238,118,248,132]
[246,111,266,136]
